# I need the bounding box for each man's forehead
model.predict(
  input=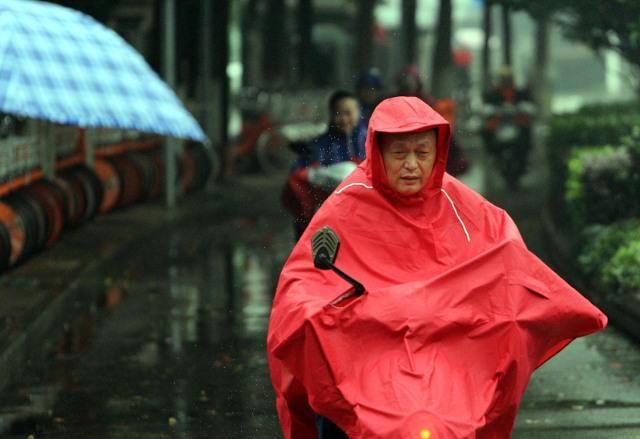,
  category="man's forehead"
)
[379,129,436,143]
